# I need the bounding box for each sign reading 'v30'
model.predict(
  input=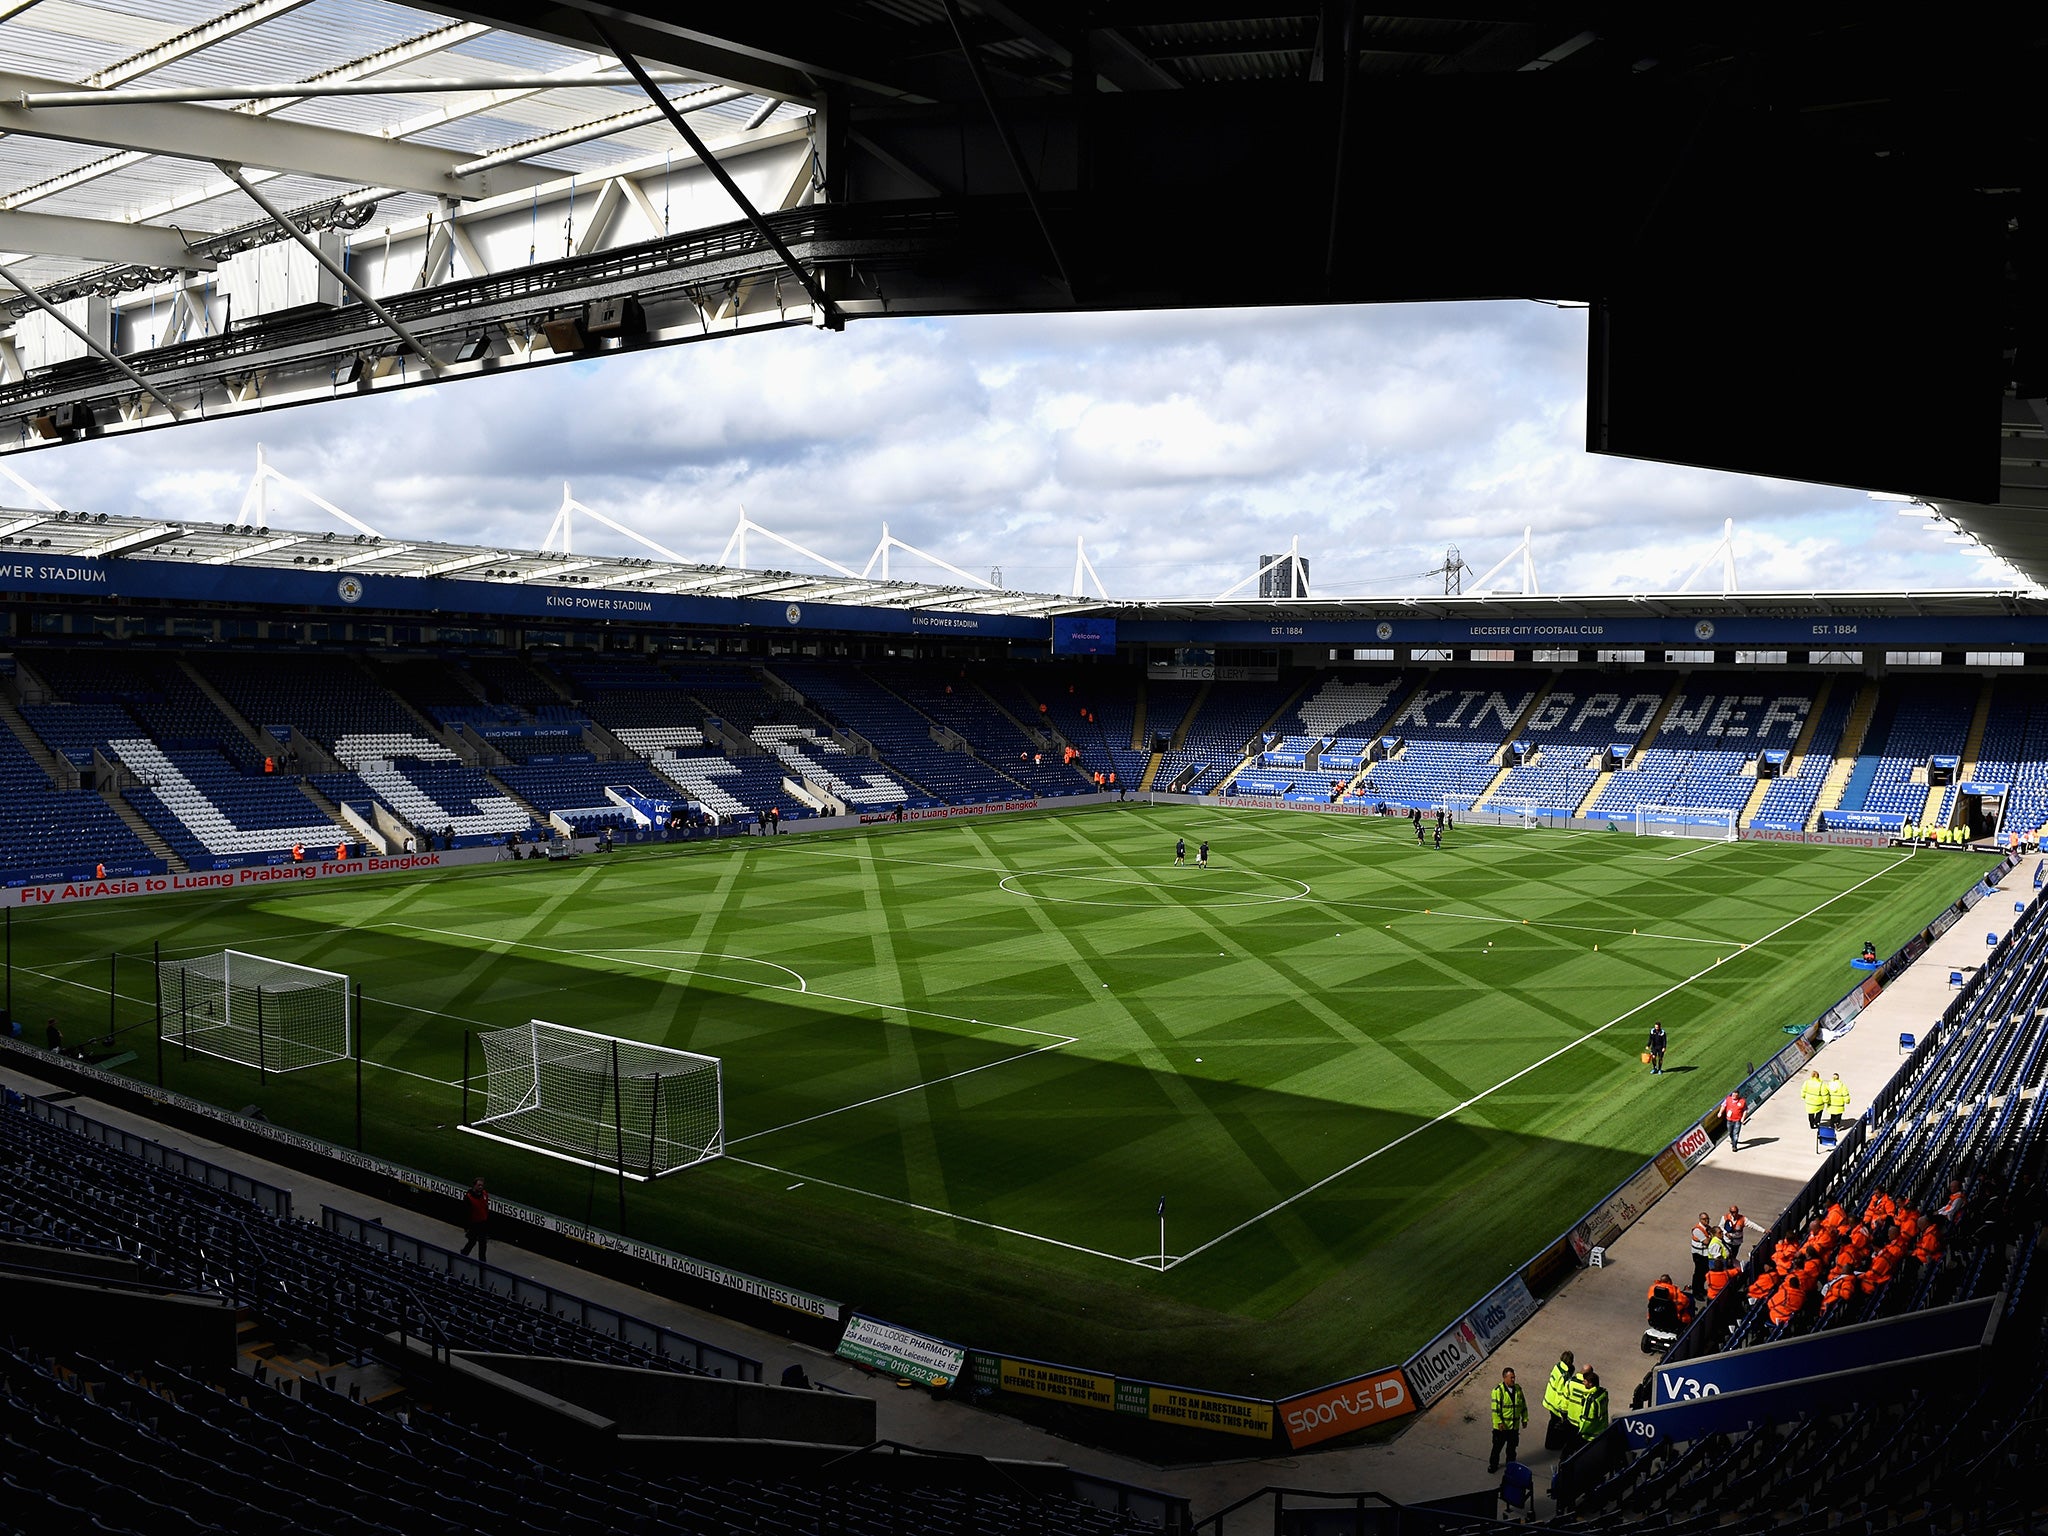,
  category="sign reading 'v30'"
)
[1651,1293,1999,1405]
